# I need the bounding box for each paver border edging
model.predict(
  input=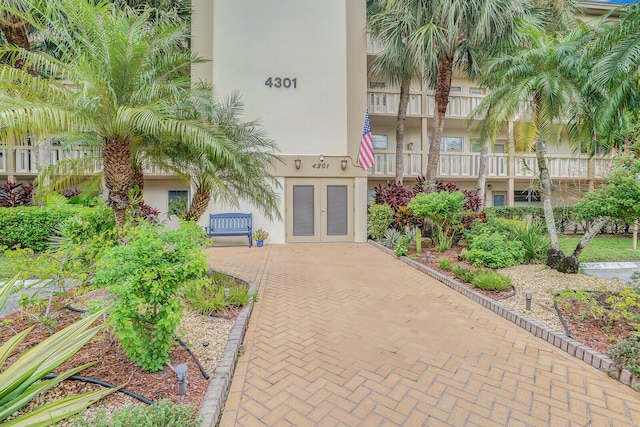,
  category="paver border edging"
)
[367,241,629,384]
[198,271,256,427]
